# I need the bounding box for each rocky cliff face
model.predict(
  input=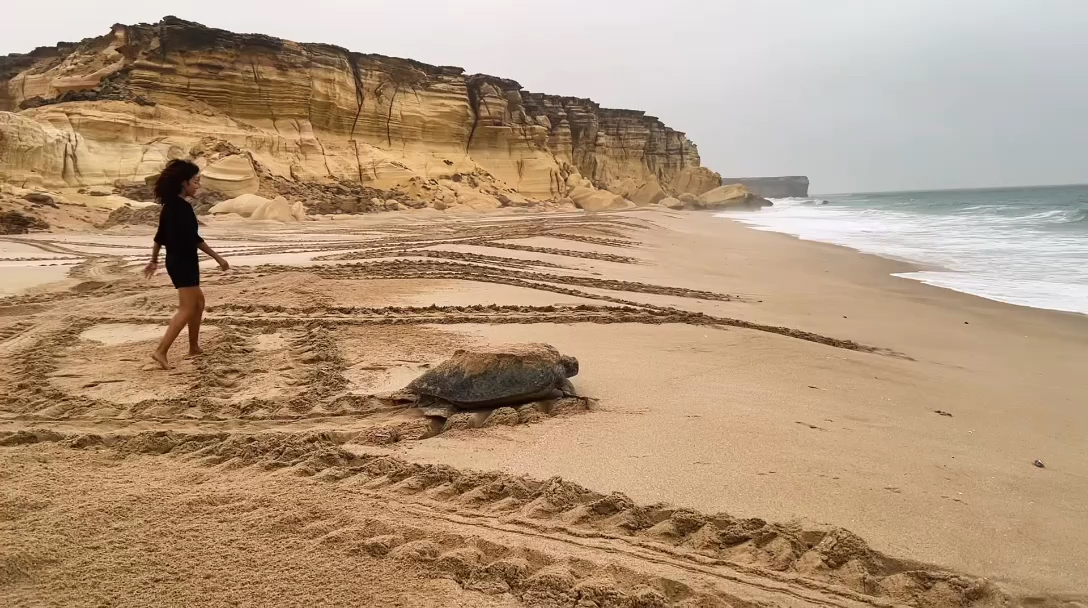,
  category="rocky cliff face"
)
[718,176,809,199]
[0,17,718,211]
